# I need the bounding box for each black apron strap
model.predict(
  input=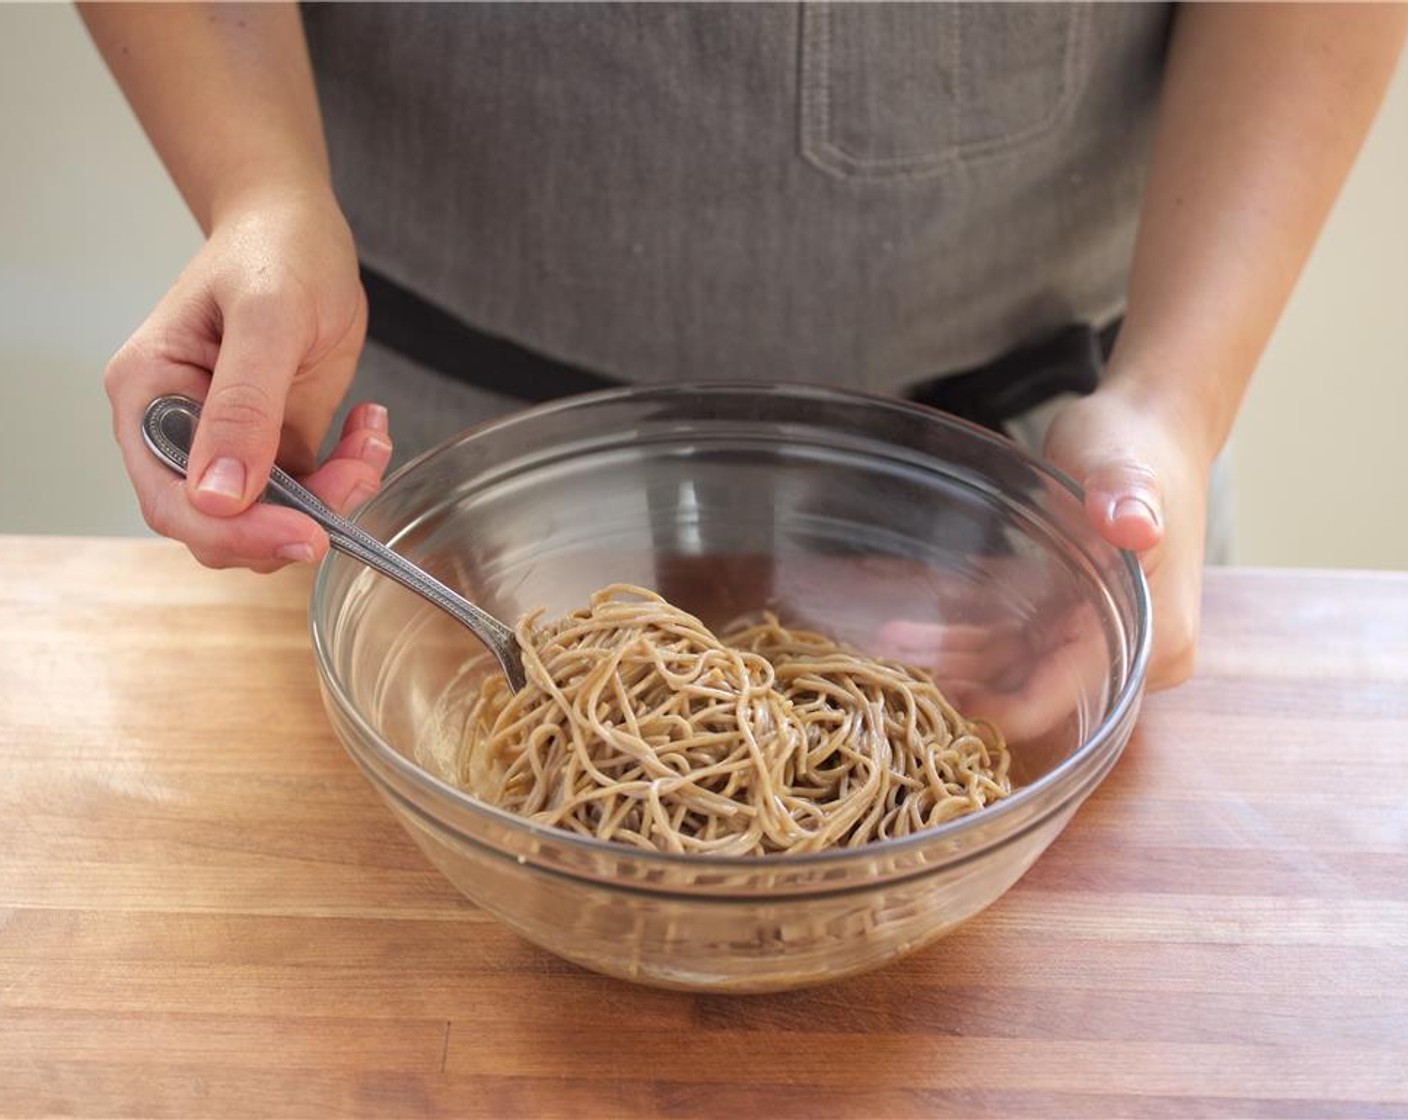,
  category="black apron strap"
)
[361,264,623,403]
[903,321,1118,433]
[363,261,1117,428]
